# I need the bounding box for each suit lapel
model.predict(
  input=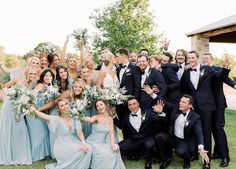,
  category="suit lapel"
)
[120,63,131,85]
[197,65,206,89]
[187,69,197,91]
[143,68,152,85]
